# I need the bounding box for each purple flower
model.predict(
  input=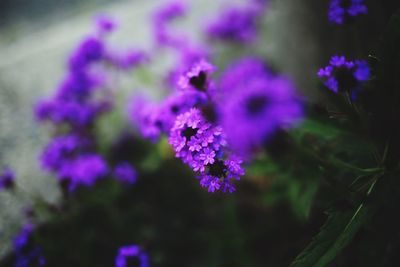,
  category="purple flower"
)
[157,91,207,132]
[205,4,263,43]
[115,245,149,267]
[165,45,210,89]
[219,57,271,94]
[219,70,303,158]
[128,92,206,141]
[59,154,108,190]
[56,71,98,101]
[318,55,370,94]
[113,162,137,184]
[328,0,368,25]
[197,155,244,193]
[152,1,187,47]
[13,224,46,267]
[0,167,15,190]
[128,95,162,142]
[68,36,105,71]
[169,108,223,160]
[95,14,118,34]
[177,60,216,92]
[35,99,108,127]
[169,108,222,163]
[168,108,243,192]
[40,134,89,172]
[199,148,216,165]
